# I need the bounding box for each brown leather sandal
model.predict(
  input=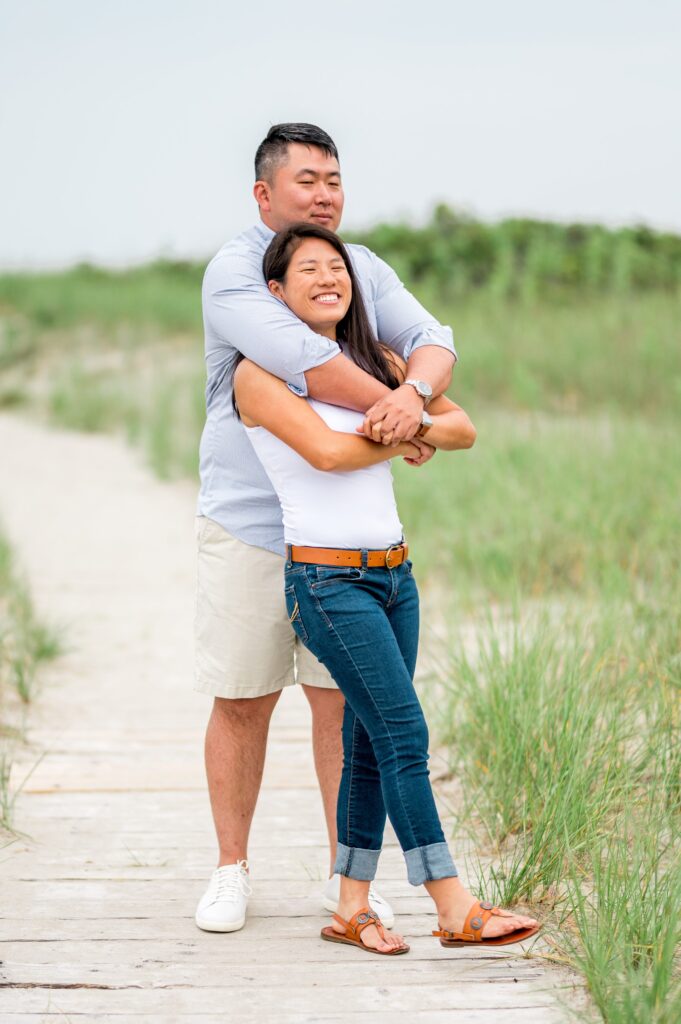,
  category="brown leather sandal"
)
[321,906,409,955]
[433,899,540,947]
